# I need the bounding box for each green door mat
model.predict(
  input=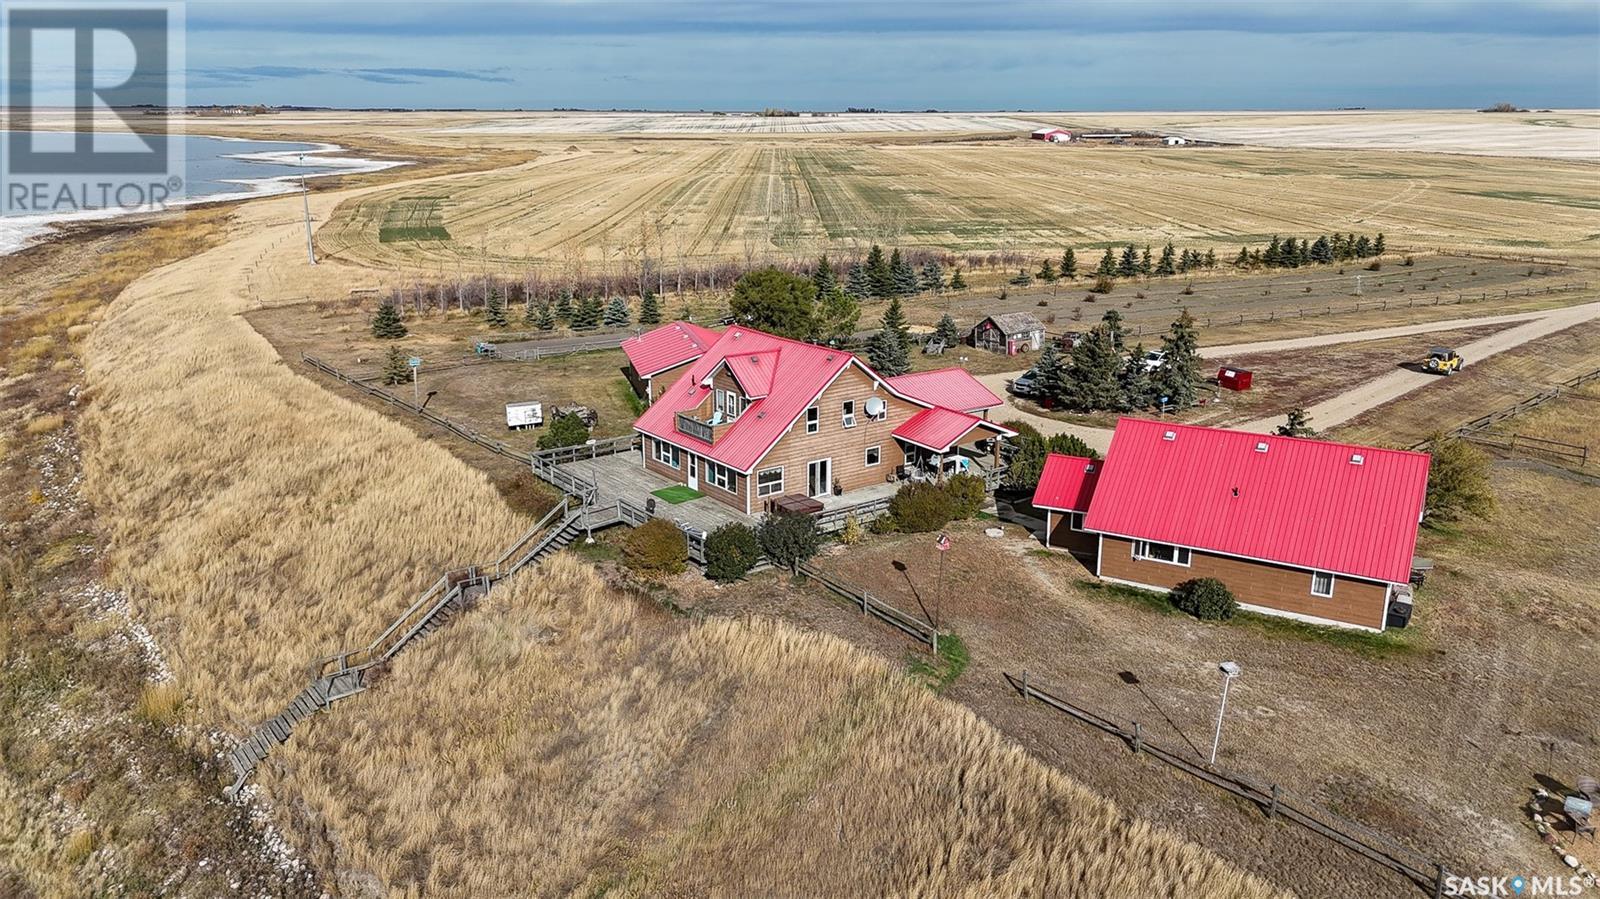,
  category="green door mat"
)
[652,485,704,504]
